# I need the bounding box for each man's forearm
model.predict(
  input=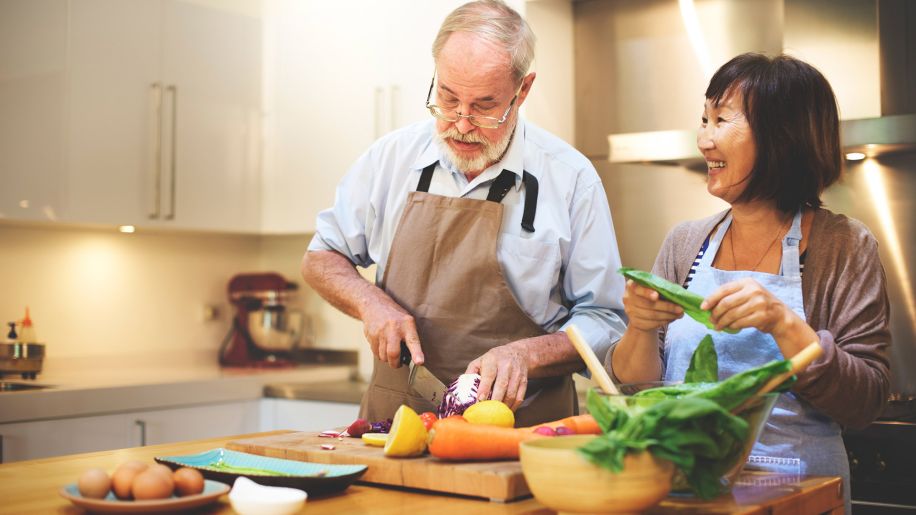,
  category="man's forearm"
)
[509,332,584,378]
[300,250,384,321]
